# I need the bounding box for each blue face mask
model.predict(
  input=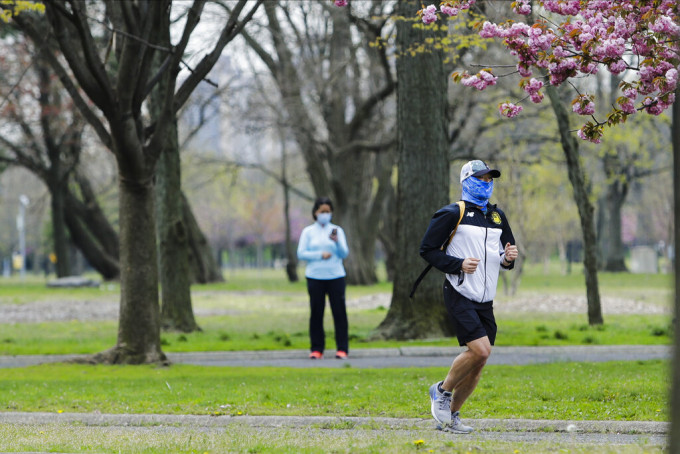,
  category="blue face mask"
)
[316,212,332,225]
[461,177,494,210]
